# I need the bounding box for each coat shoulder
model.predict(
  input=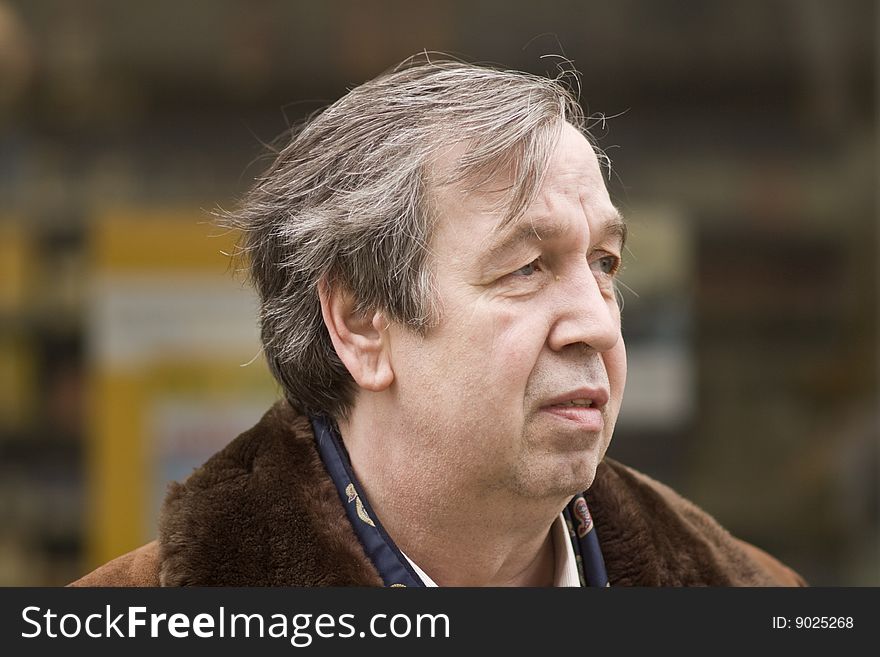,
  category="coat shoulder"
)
[733,538,806,587]
[588,458,806,586]
[68,541,160,587]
